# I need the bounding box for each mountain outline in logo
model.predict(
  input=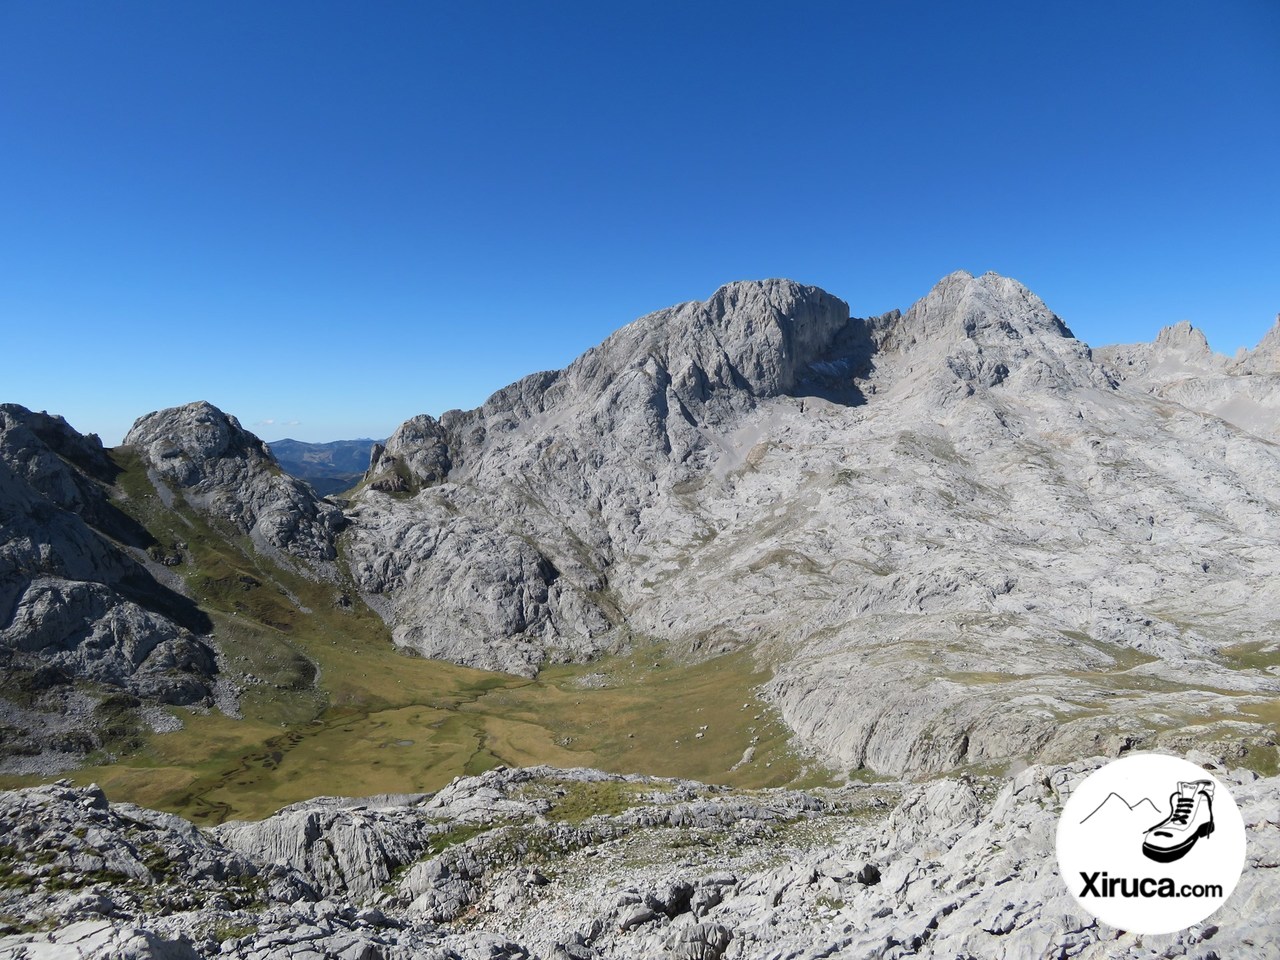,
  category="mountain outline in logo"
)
[1079,791,1162,826]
